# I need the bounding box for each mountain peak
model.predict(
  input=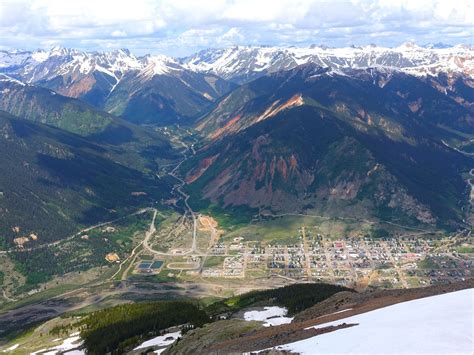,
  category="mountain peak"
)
[396,41,423,50]
[424,42,452,49]
[141,54,182,76]
[49,46,72,56]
